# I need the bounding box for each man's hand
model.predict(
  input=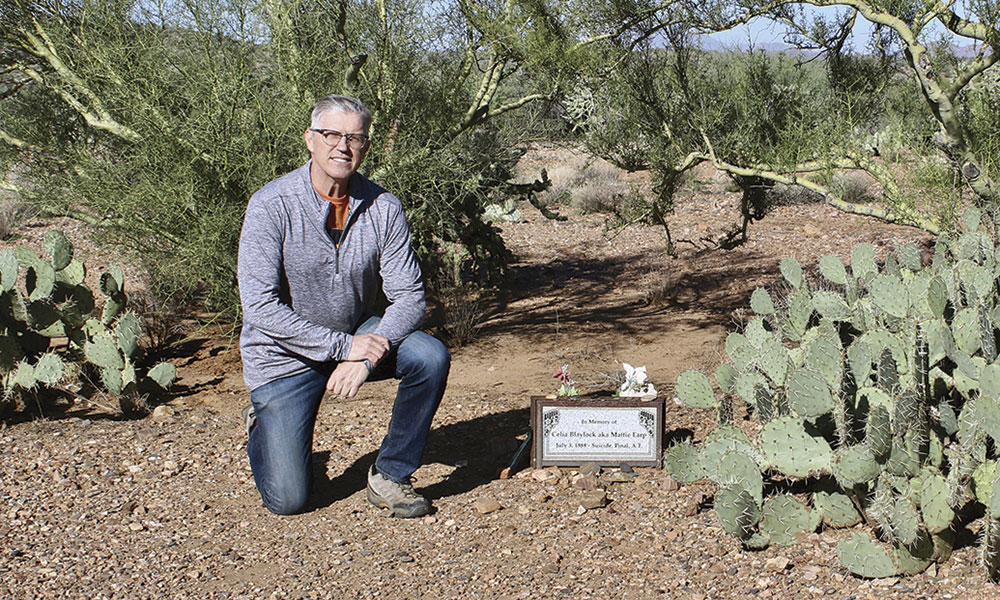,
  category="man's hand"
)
[347,333,389,365]
[326,361,370,398]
